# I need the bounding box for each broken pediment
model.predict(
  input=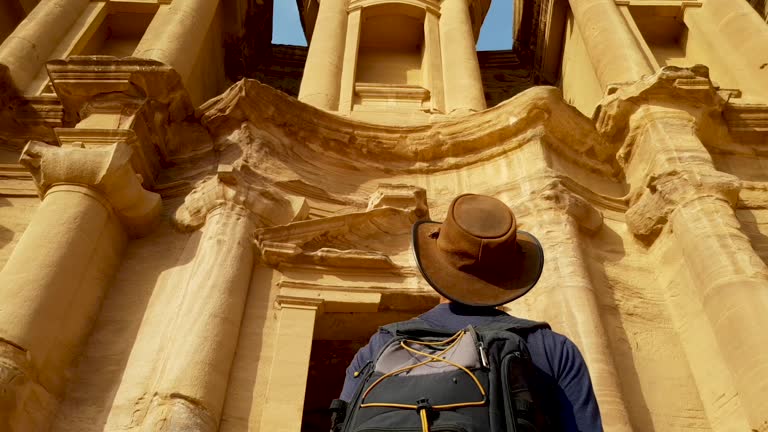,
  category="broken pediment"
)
[255,184,429,271]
